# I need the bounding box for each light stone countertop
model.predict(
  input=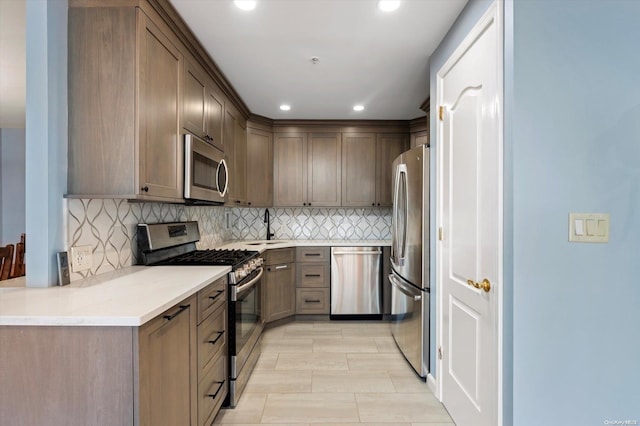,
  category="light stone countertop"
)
[0,240,389,327]
[0,265,230,327]
[219,239,391,252]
